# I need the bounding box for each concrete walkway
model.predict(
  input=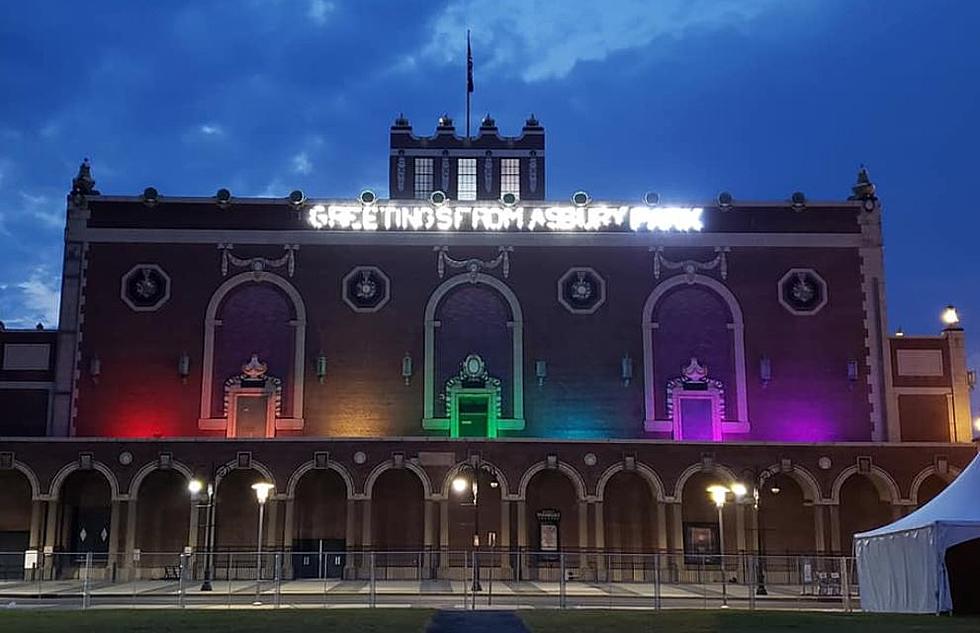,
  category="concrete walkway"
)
[426,610,530,633]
